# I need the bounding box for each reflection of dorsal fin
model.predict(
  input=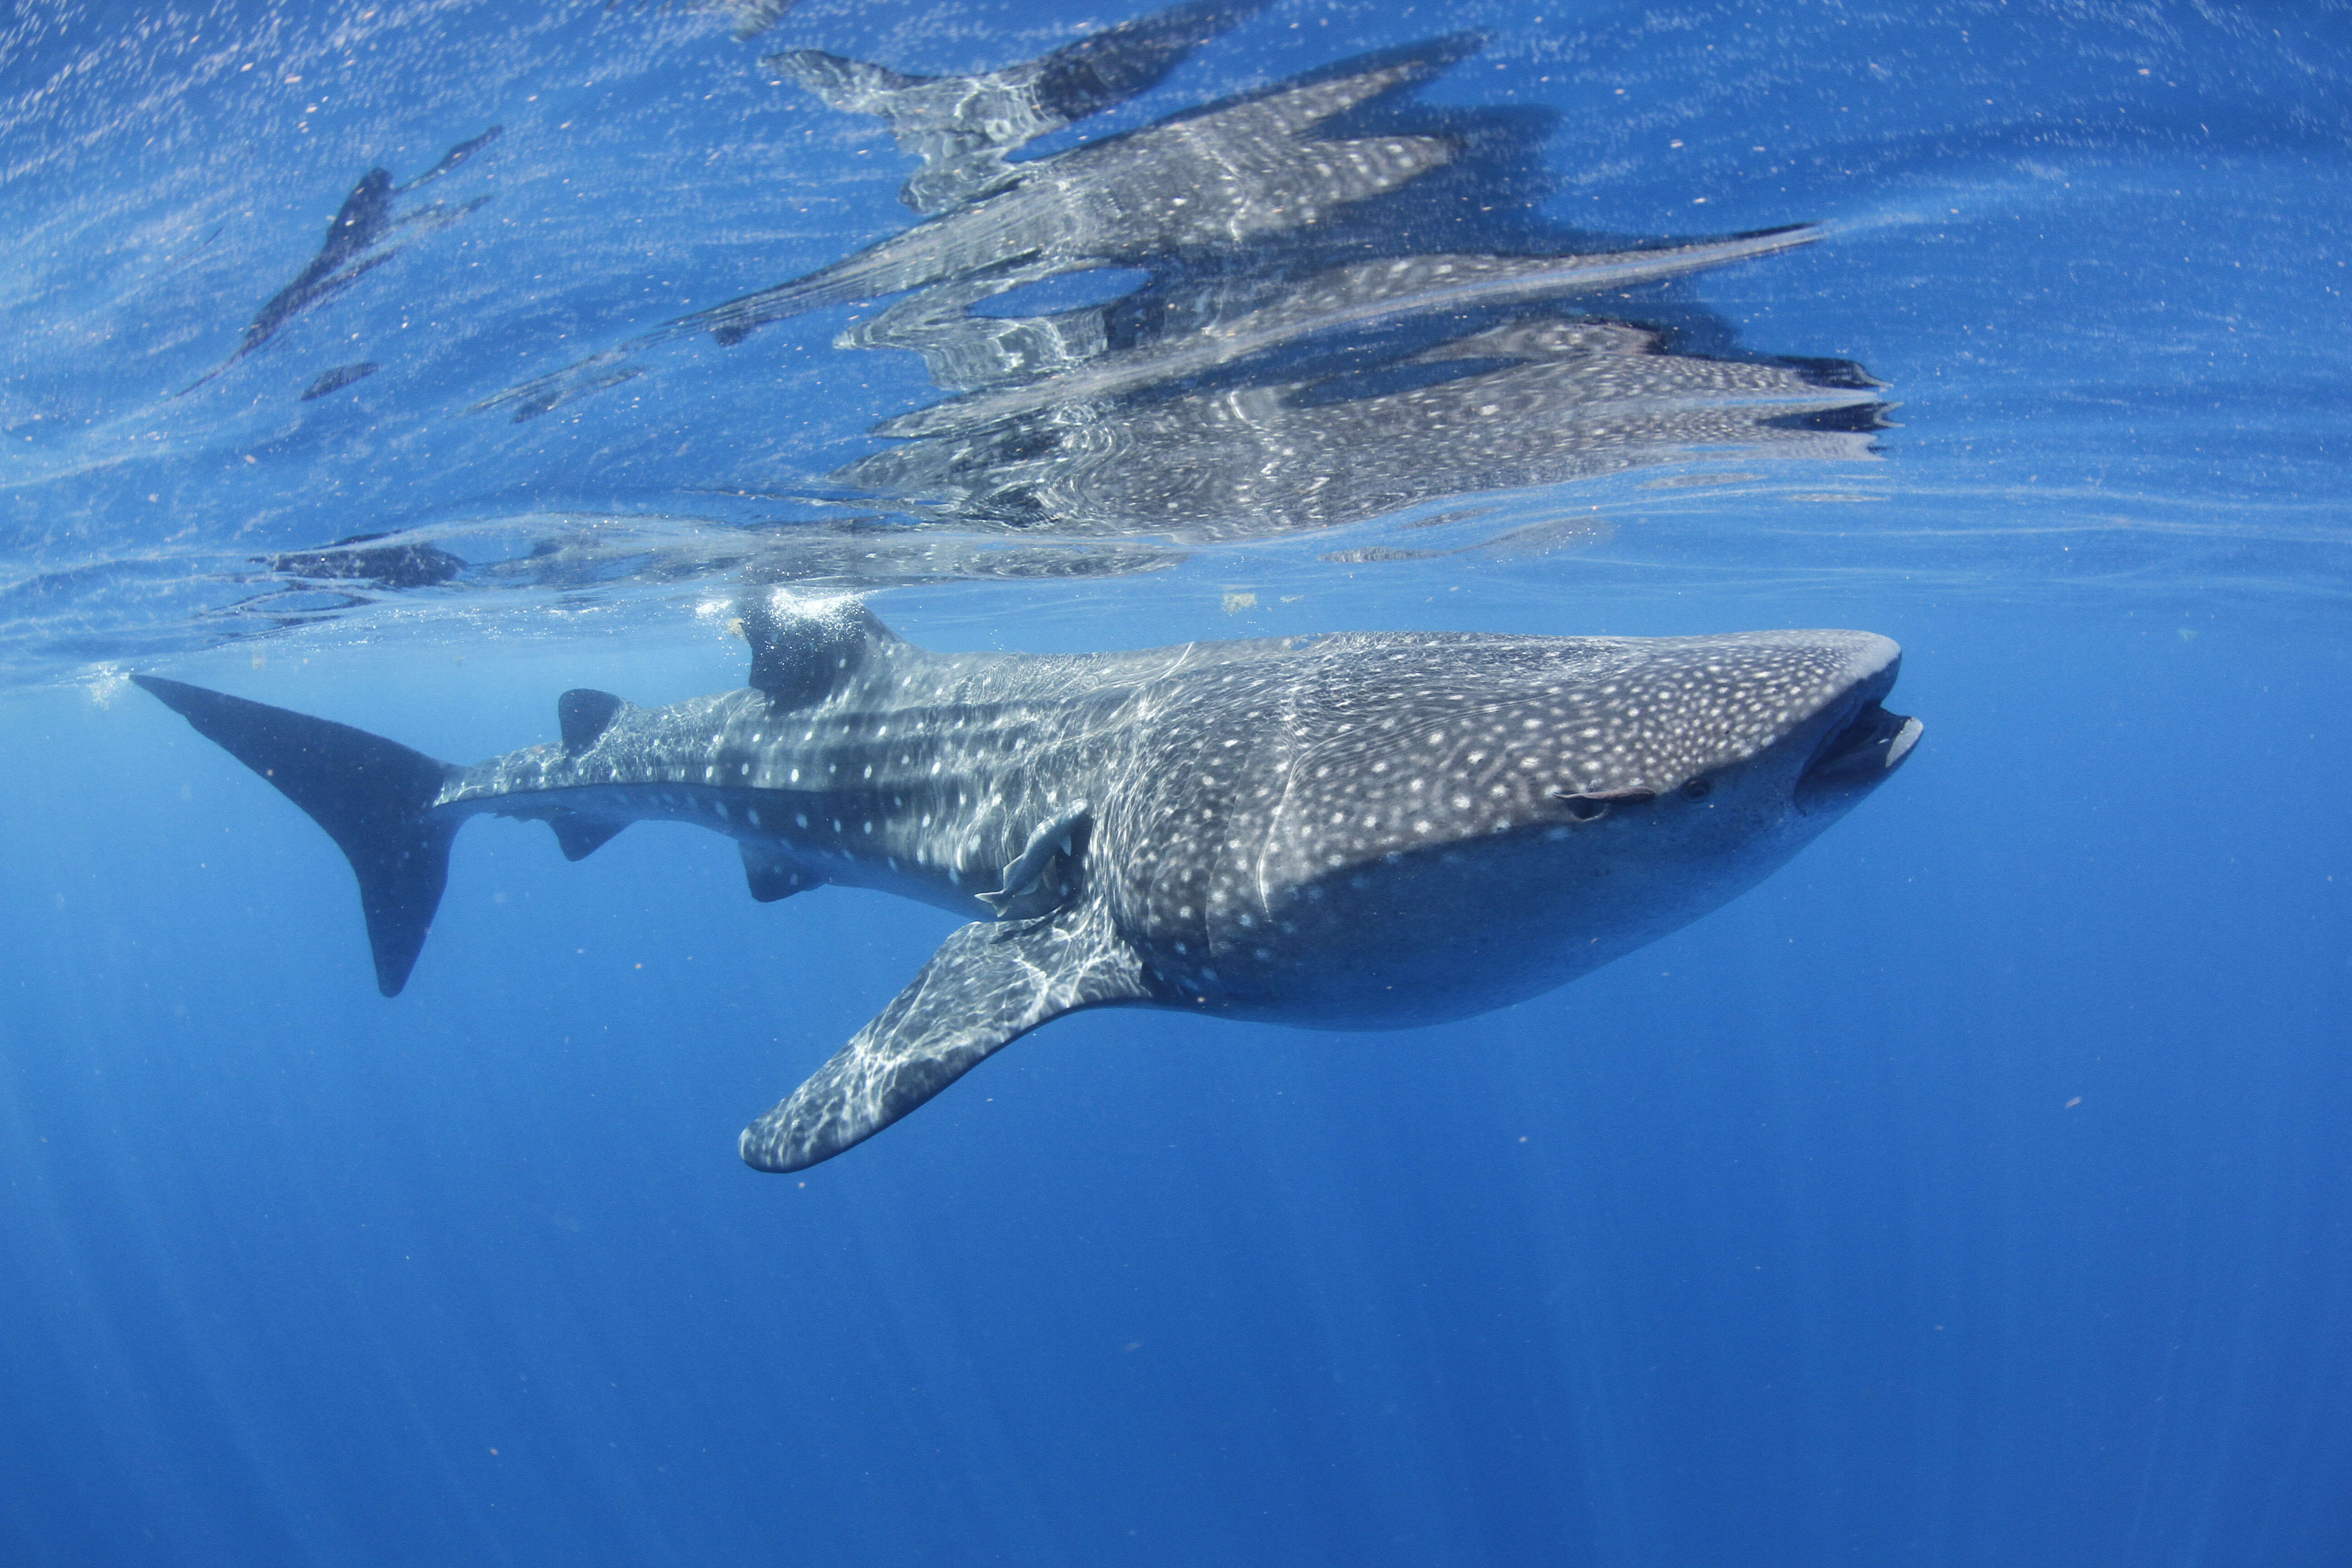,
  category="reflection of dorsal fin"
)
[740,596,902,708]
[741,843,819,903]
[558,688,631,753]
[766,2,1262,214]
